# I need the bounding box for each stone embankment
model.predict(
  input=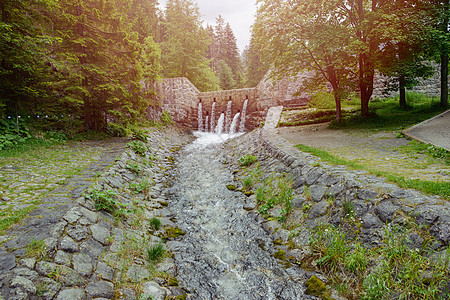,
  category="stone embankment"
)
[217,128,449,280]
[0,127,194,300]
